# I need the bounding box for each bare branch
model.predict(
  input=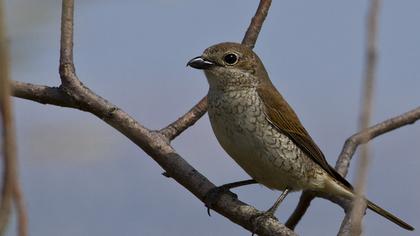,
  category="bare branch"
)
[0,5,13,233]
[11,81,75,108]
[335,106,420,176]
[346,1,382,235]
[286,1,384,231]
[242,0,272,49]
[13,181,27,236]
[11,81,296,236]
[286,105,420,229]
[7,1,299,235]
[160,96,207,140]
[0,2,28,235]
[60,0,74,67]
[285,191,314,229]
[59,0,83,93]
[160,0,273,143]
